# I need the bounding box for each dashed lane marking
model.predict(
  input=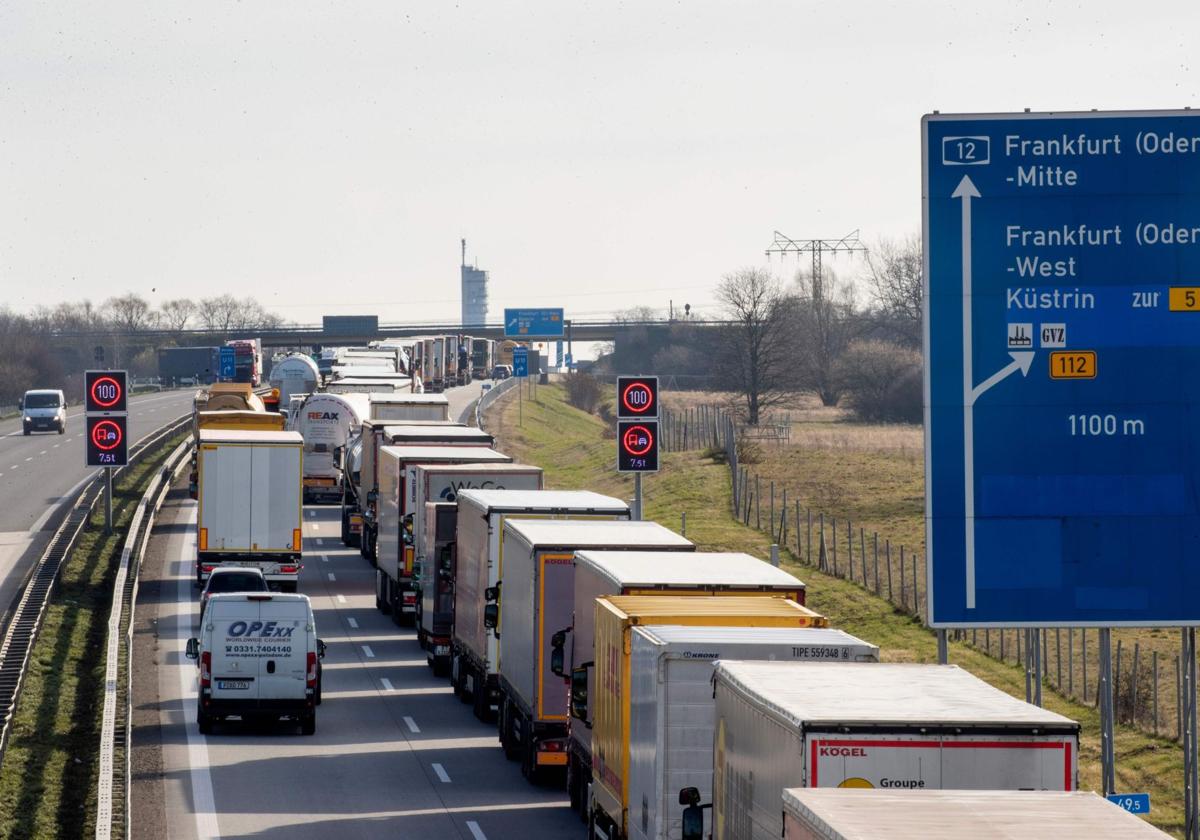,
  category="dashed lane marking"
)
[362,645,375,658]
[381,677,394,691]
[432,763,451,783]
[337,594,347,604]
[347,617,358,629]
[466,821,487,840]
[404,716,420,733]
[327,573,336,582]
